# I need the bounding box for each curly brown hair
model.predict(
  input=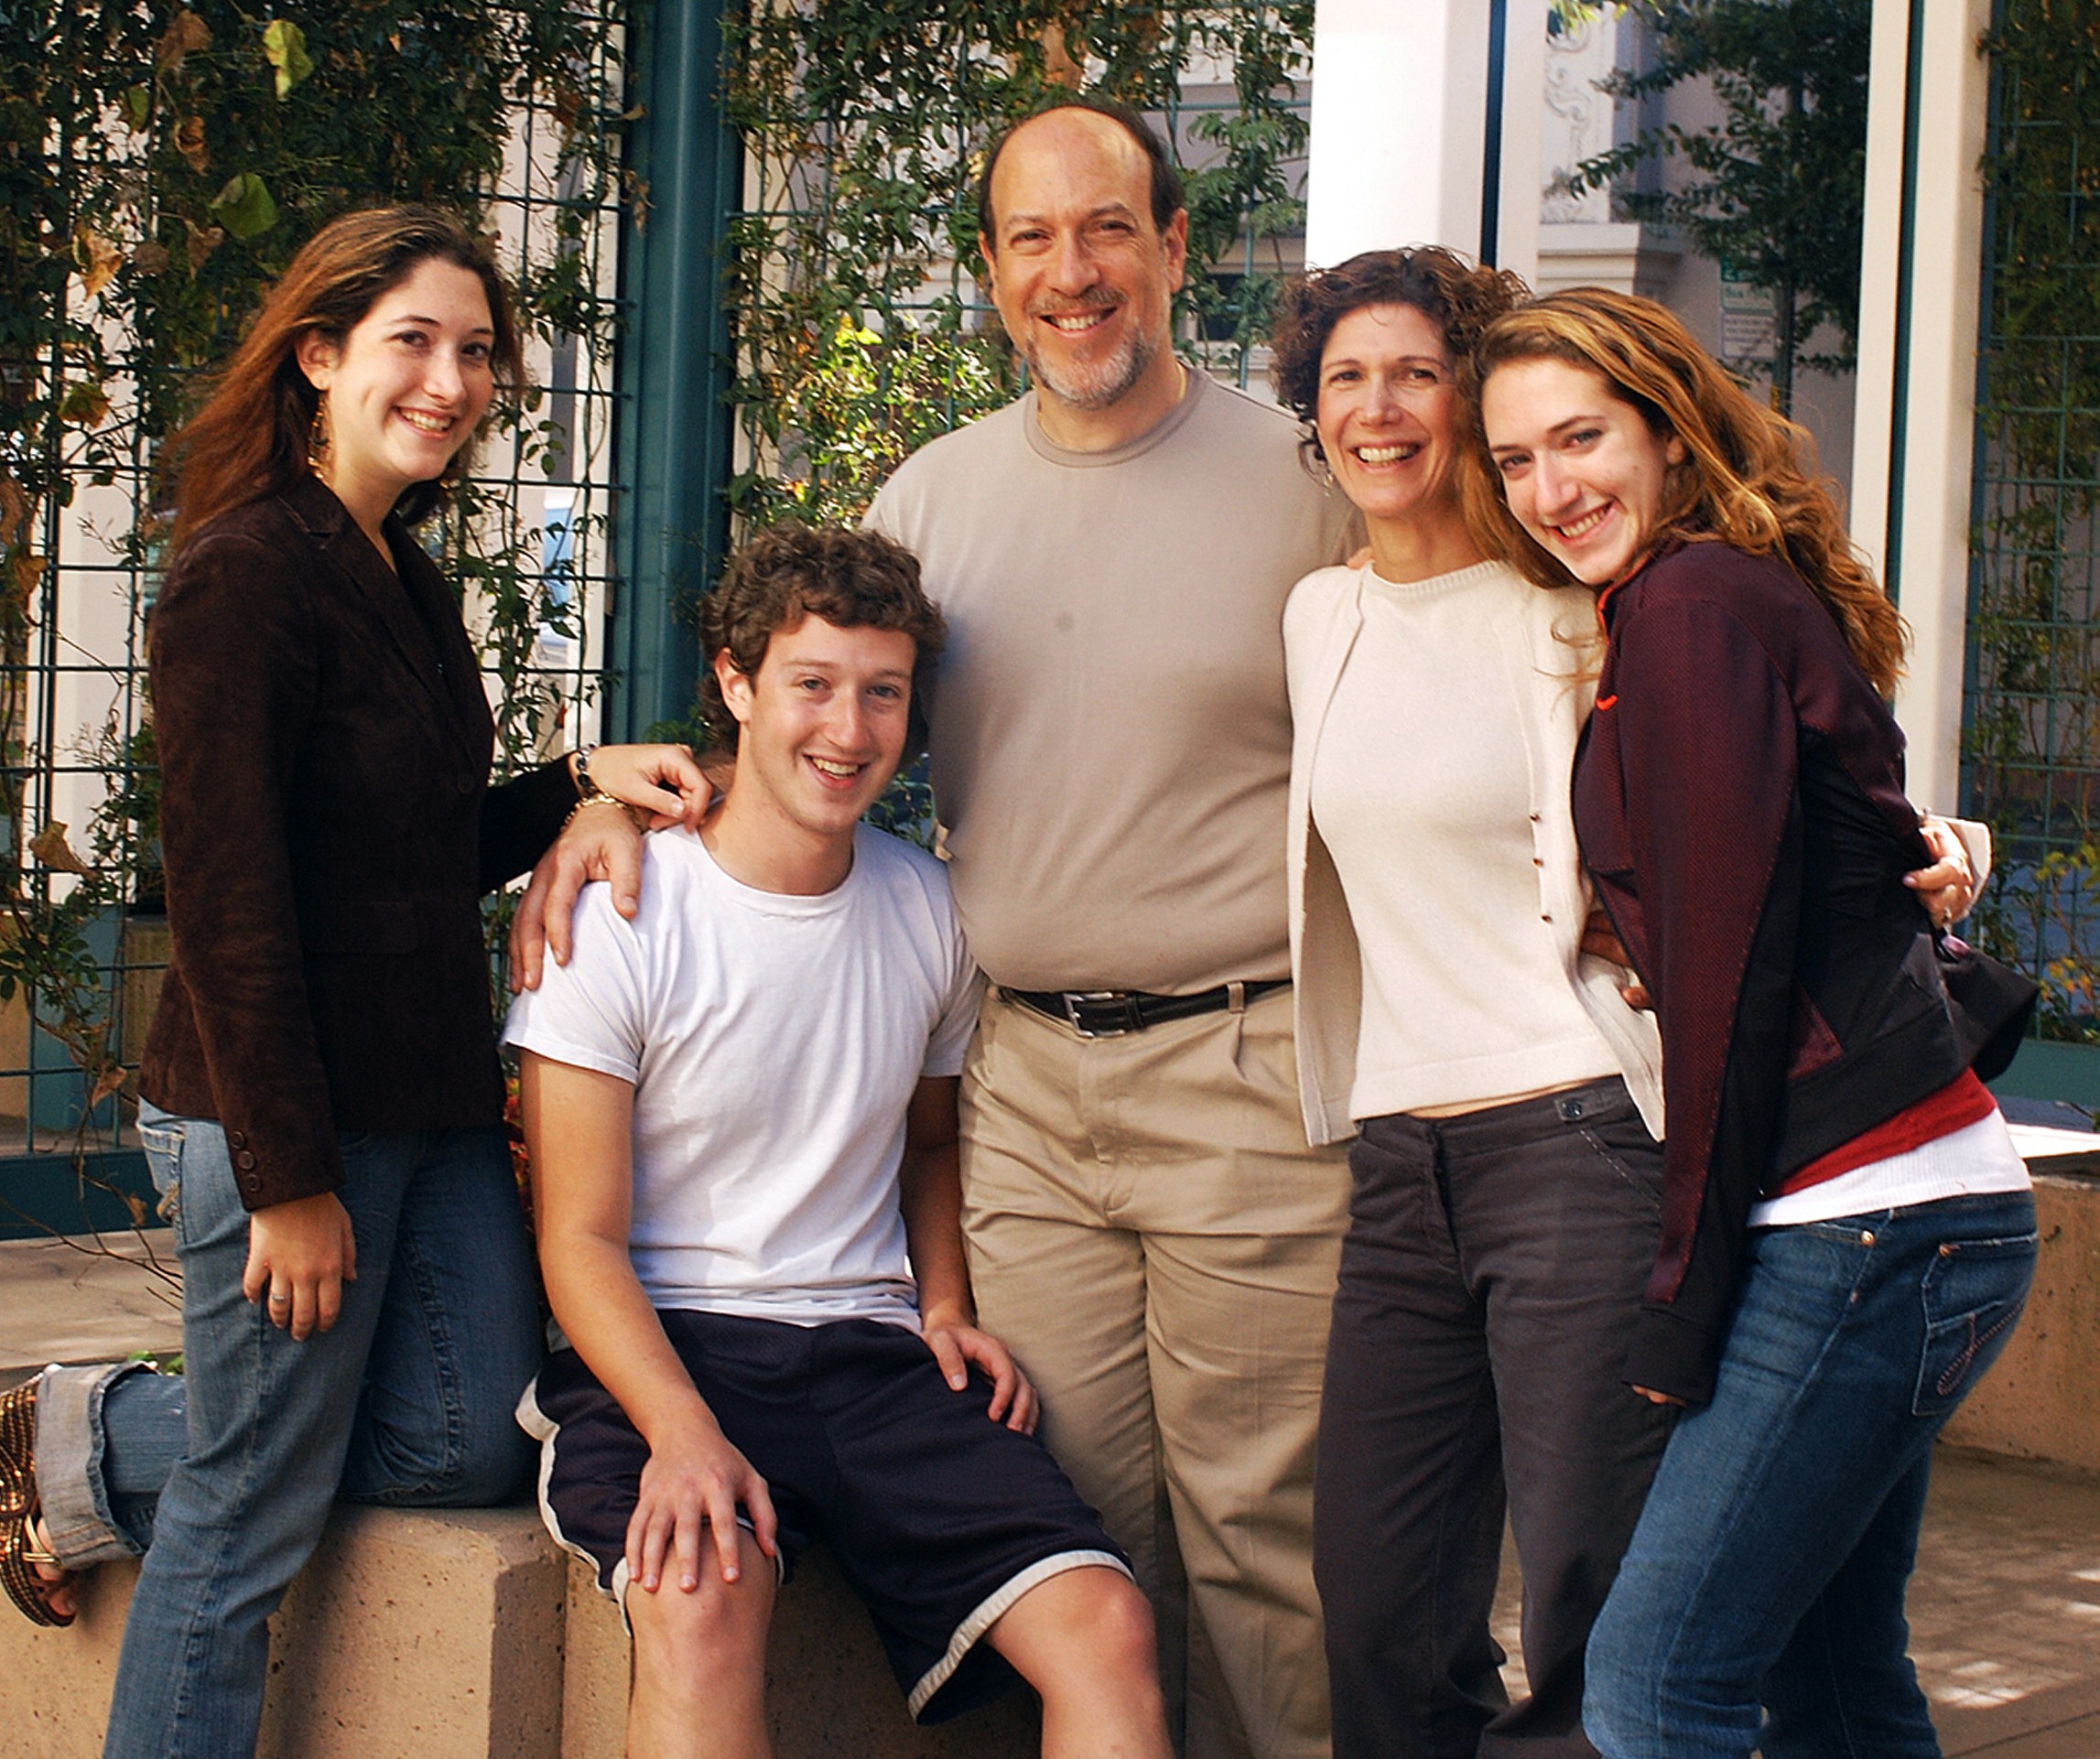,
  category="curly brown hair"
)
[1269,246,1531,480]
[162,206,522,554]
[1468,287,1905,696]
[698,523,947,754]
